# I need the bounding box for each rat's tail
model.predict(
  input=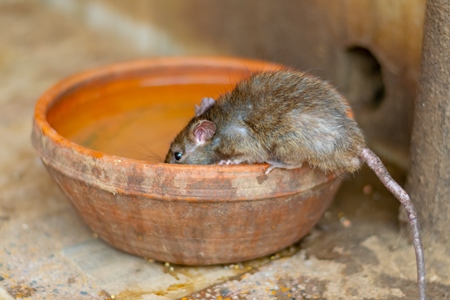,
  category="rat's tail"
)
[359,147,426,300]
